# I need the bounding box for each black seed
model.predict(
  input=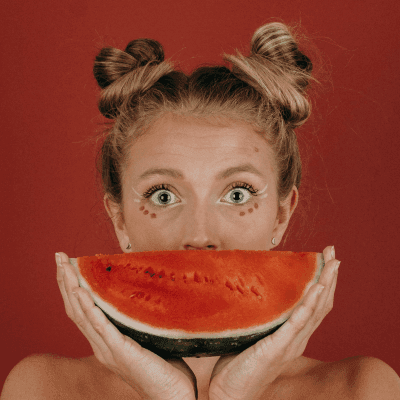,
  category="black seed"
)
[106,266,112,271]
[150,273,155,277]
[159,275,162,278]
